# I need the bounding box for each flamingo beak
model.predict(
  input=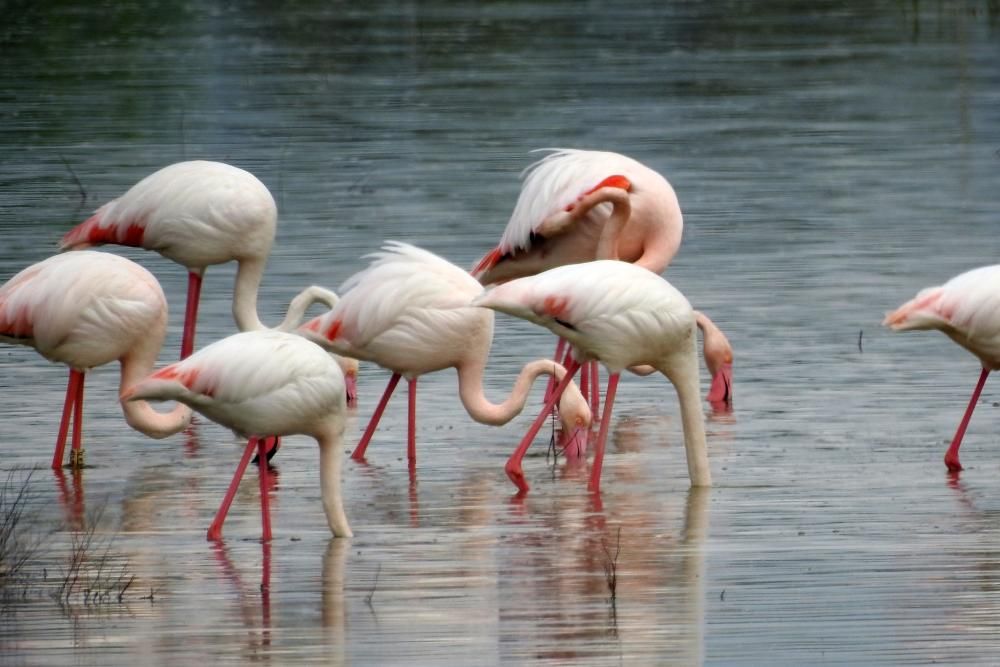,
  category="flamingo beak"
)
[345,373,358,408]
[706,362,733,405]
[560,423,590,459]
[252,435,281,465]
